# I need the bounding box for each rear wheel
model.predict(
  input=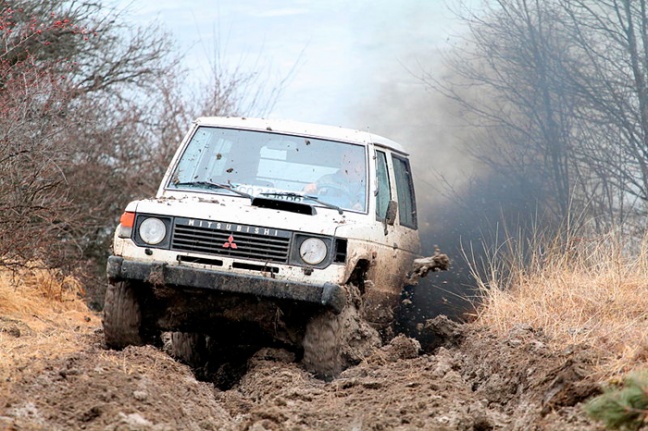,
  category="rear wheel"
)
[301,284,381,380]
[103,281,147,349]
